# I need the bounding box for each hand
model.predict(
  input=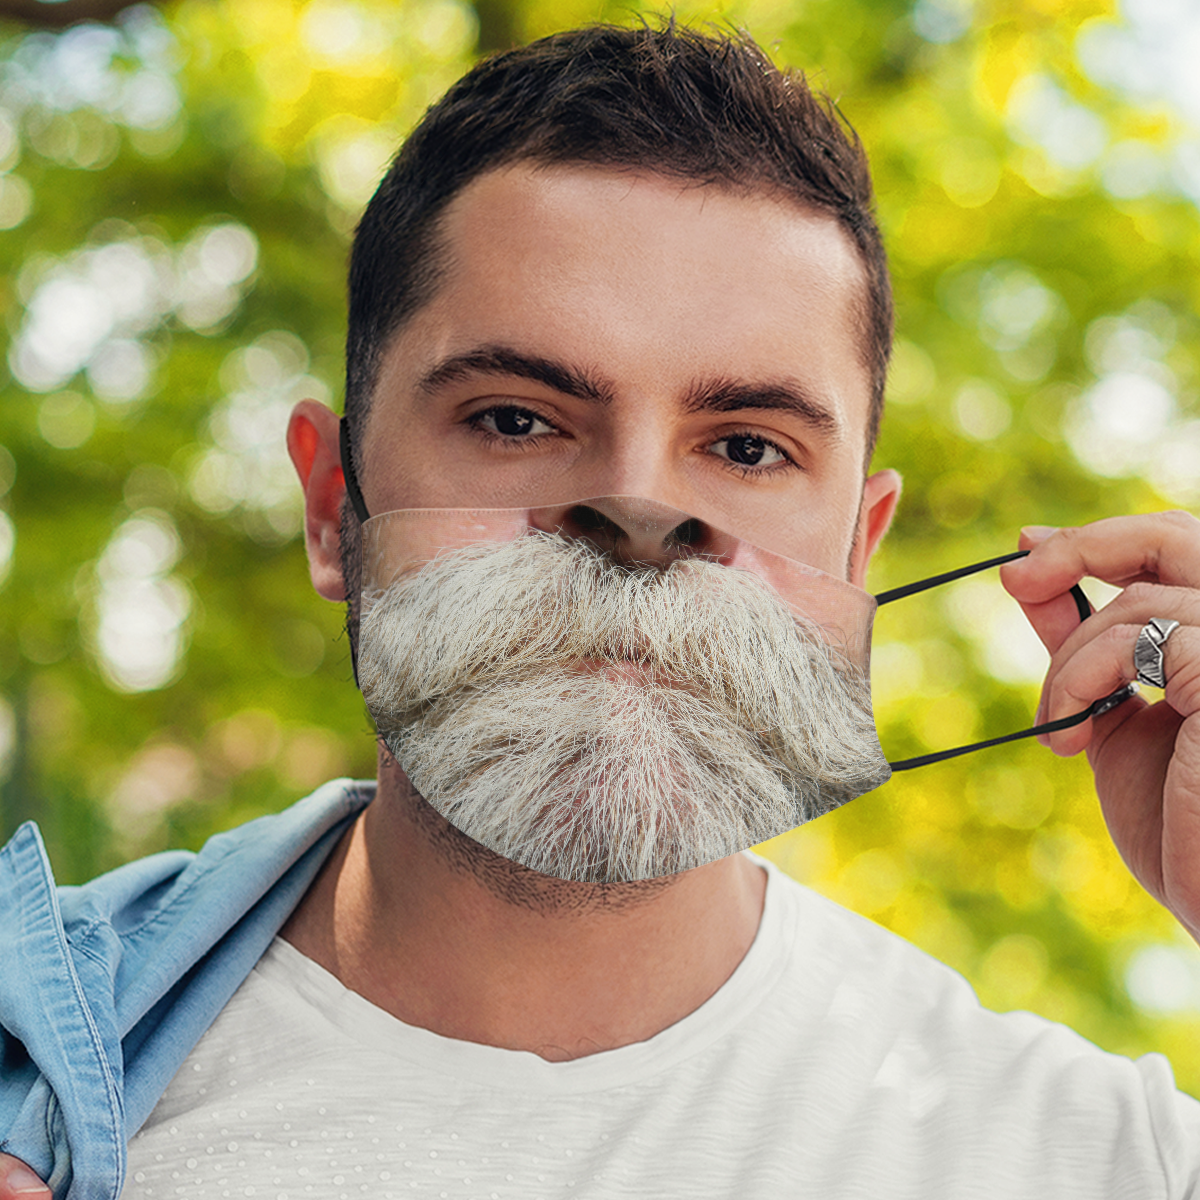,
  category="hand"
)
[1001,512,1200,938]
[0,1155,50,1198]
